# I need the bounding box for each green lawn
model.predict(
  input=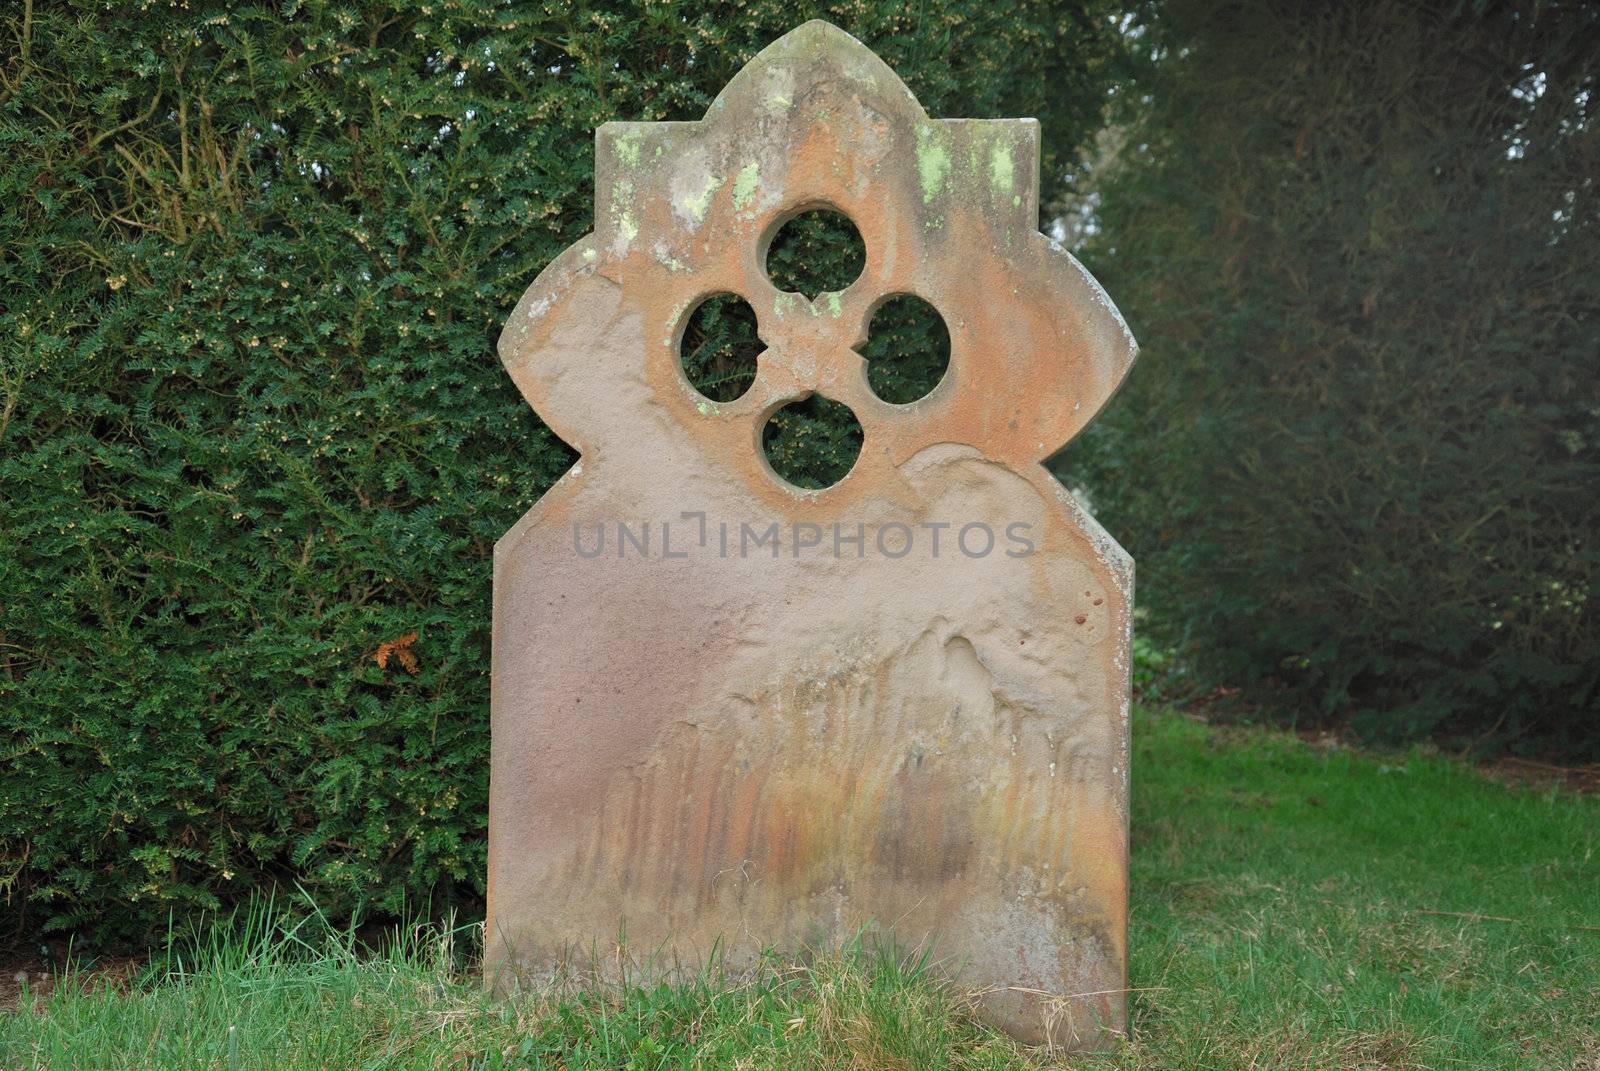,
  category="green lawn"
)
[4,707,1596,1069]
